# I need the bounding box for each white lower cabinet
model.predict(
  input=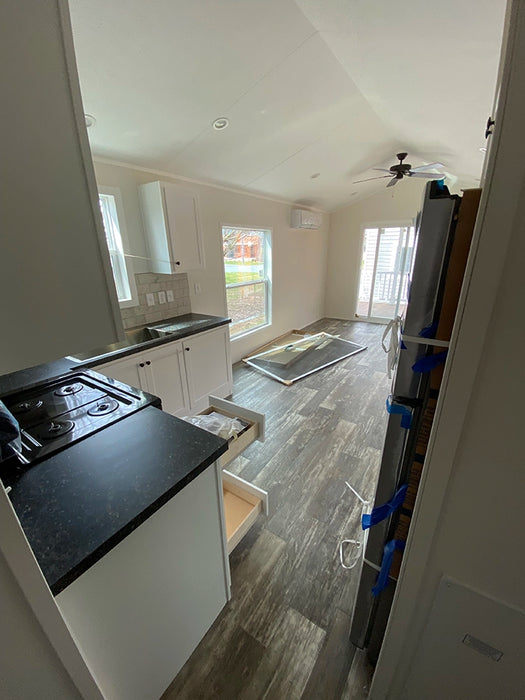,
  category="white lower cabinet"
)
[56,465,229,700]
[95,325,232,417]
[183,325,232,411]
[143,342,188,416]
[56,399,268,700]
